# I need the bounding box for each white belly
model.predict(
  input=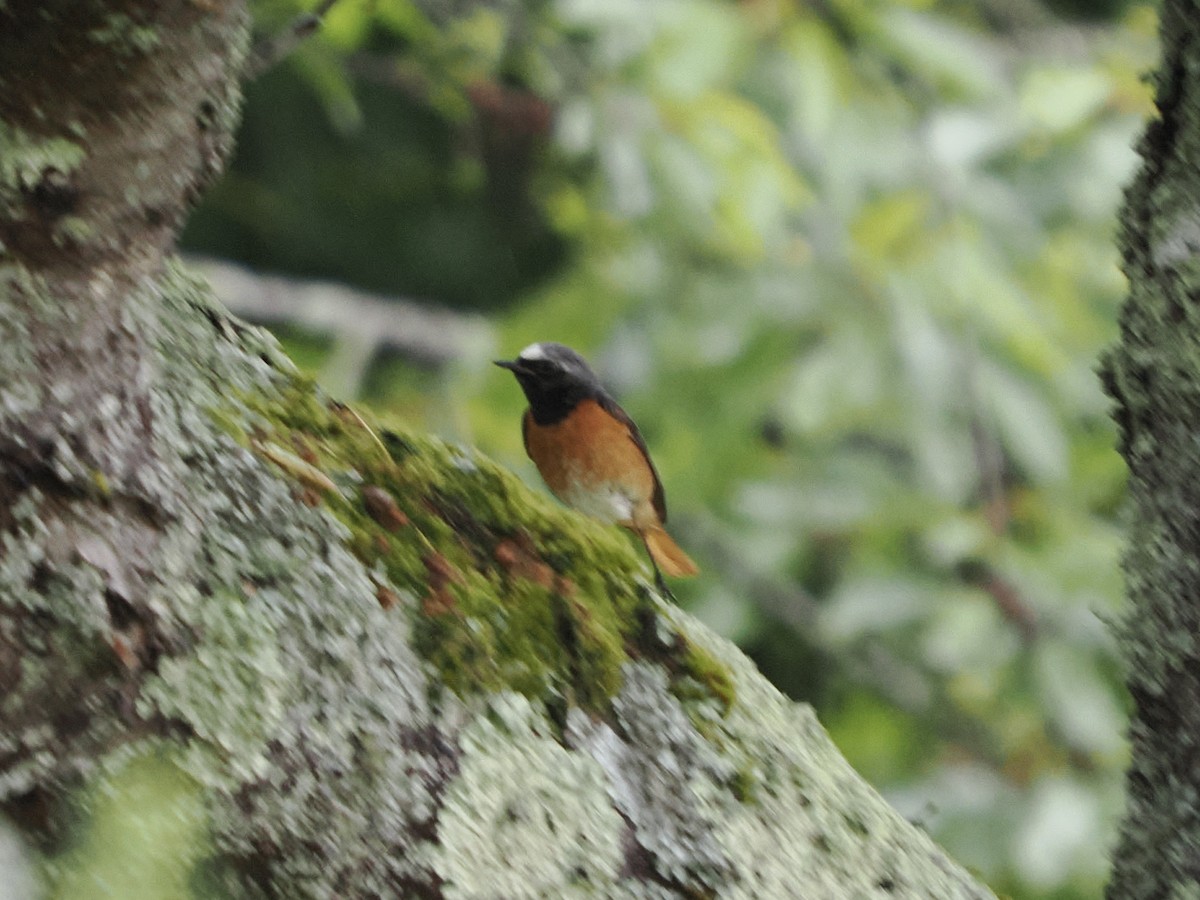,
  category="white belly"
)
[561,476,634,525]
